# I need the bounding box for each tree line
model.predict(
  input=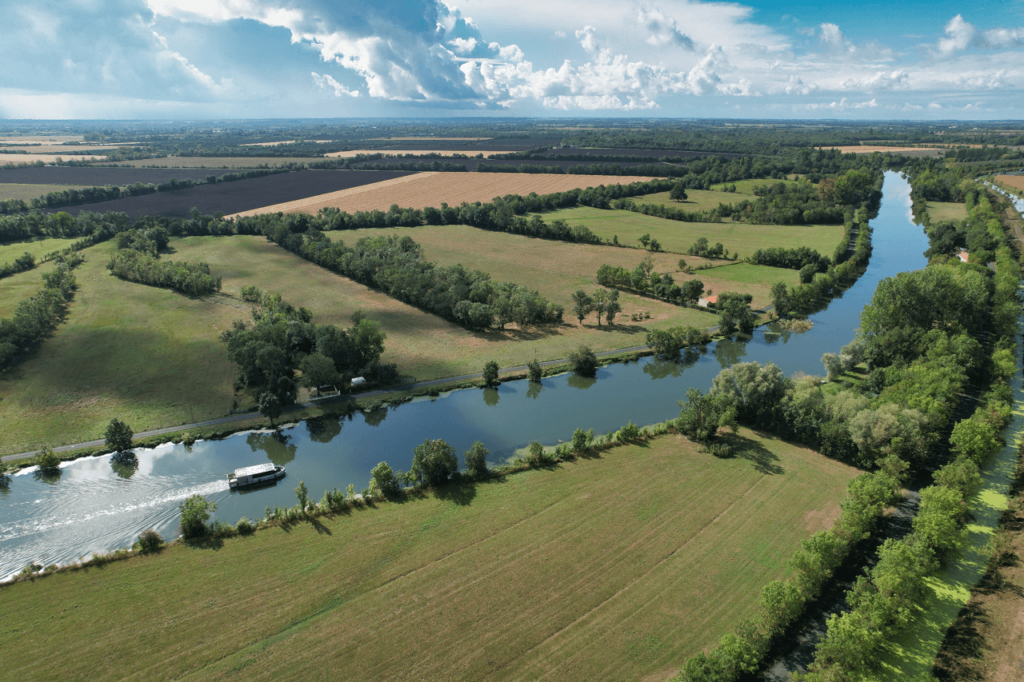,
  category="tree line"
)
[0,253,83,371]
[106,227,221,297]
